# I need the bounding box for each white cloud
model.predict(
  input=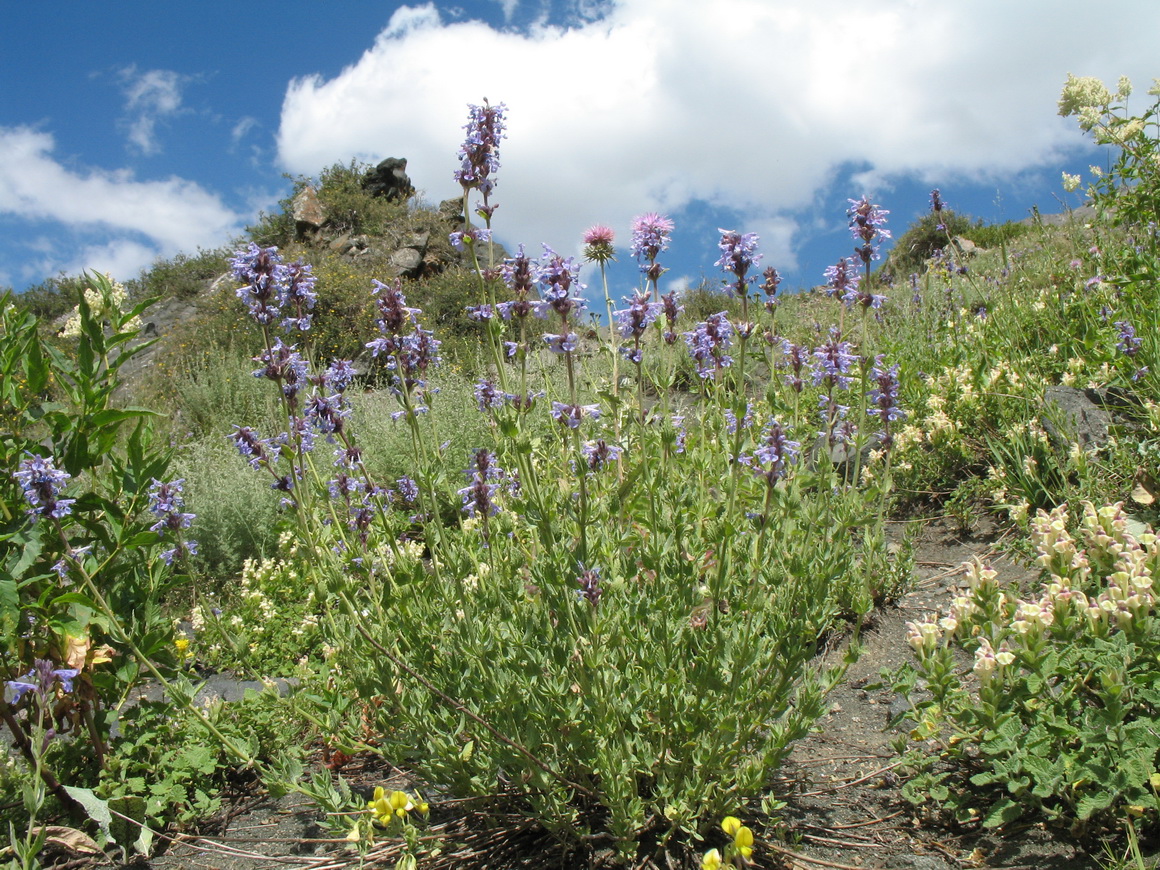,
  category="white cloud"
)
[0,126,247,280]
[231,116,259,146]
[61,239,162,283]
[276,0,1160,275]
[119,66,189,155]
[492,0,520,21]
